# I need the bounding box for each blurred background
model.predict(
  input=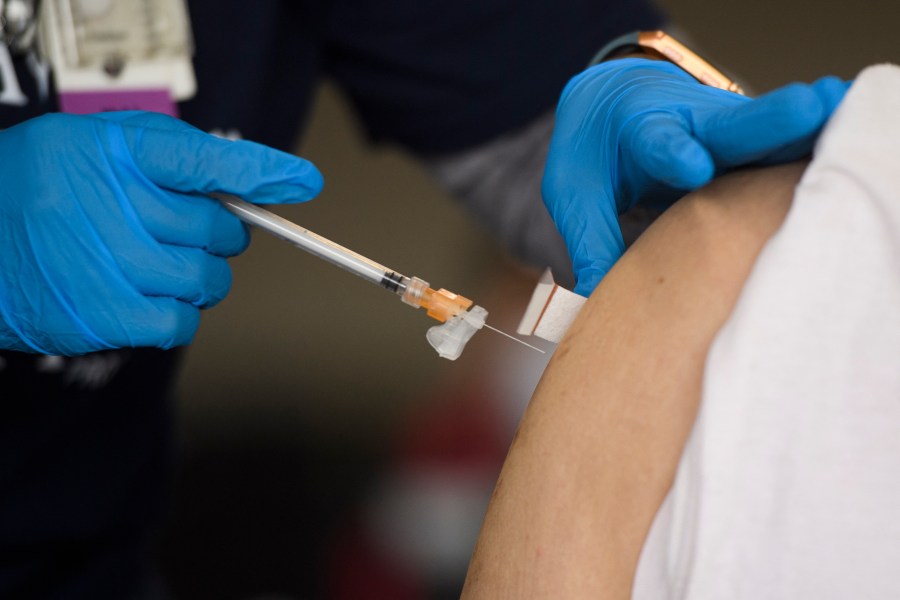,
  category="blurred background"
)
[161,1,900,598]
